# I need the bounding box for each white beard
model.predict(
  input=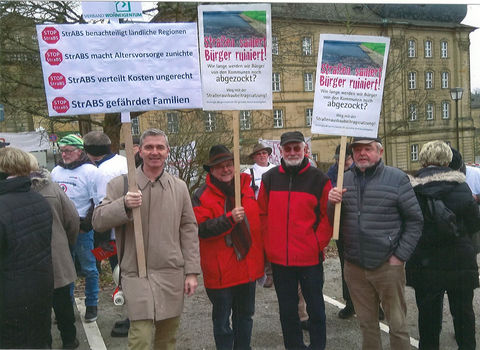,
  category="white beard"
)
[283,157,303,167]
